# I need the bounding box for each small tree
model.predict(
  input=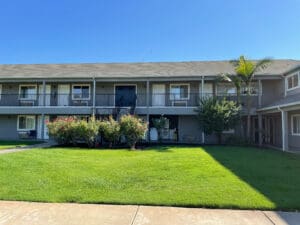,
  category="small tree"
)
[120,115,148,150]
[152,116,168,142]
[99,116,121,148]
[196,98,241,144]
